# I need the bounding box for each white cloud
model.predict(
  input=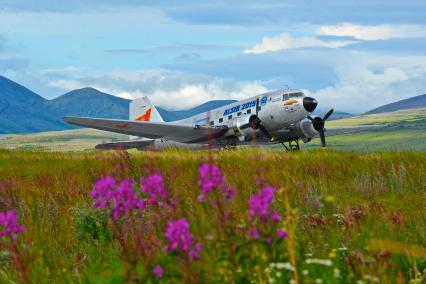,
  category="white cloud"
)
[309,53,426,113]
[317,23,426,41]
[48,69,268,110]
[244,33,357,54]
[48,79,87,90]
